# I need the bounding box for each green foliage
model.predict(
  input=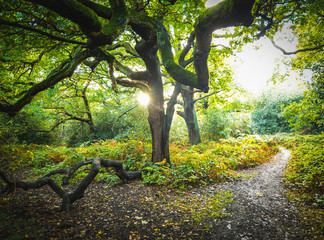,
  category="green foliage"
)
[0,111,53,145]
[201,108,252,141]
[94,104,150,142]
[282,70,324,134]
[142,135,278,188]
[64,121,92,146]
[251,91,302,134]
[276,134,324,206]
[1,136,278,188]
[280,0,324,135]
[274,133,324,239]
